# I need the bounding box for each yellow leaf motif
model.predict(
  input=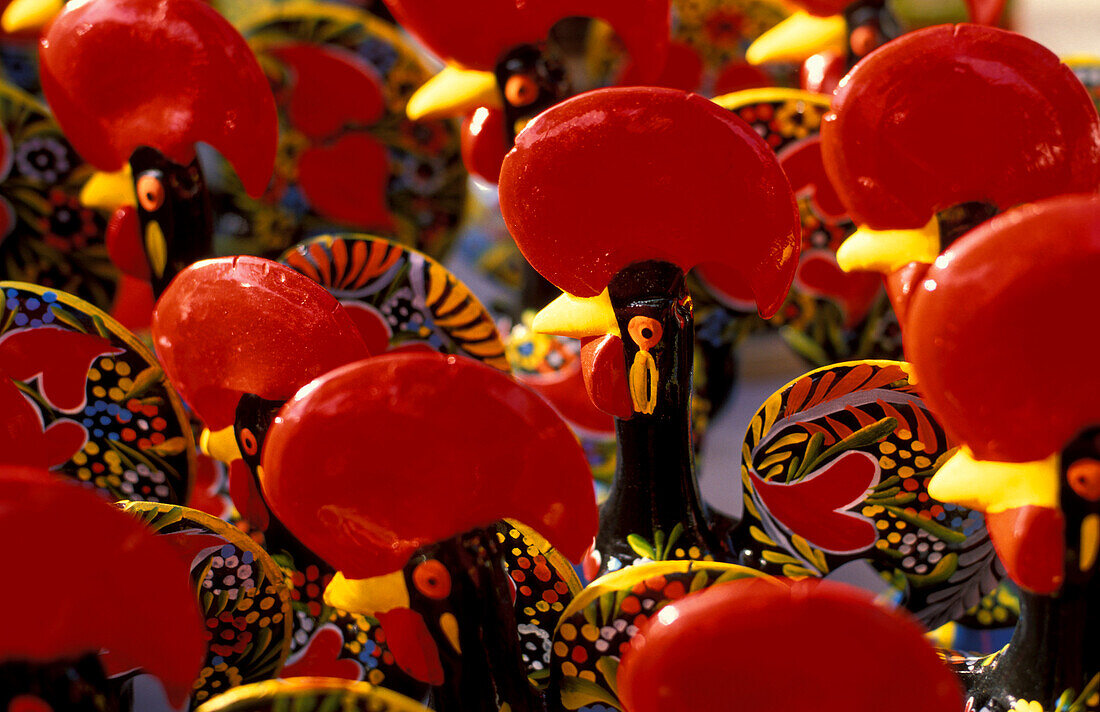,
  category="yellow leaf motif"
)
[1012,700,1044,712]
